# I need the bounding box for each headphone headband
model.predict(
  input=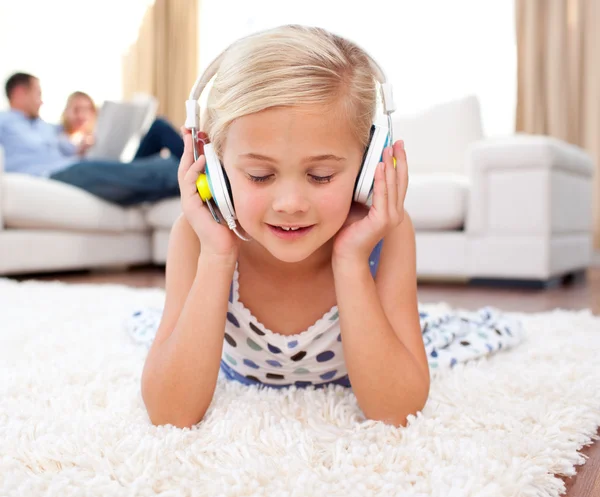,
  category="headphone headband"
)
[185,31,396,133]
